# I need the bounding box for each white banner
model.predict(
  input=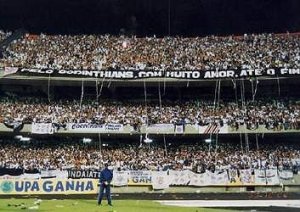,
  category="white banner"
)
[128,171,152,185]
[67,123,124,133]
[169,170,192,185]
[151,171,170,189]
[266,169,280,185]
[254,169,267,185]
[278,170,293,180]
[31,123,54,134]
[40,170,68,179]
[4,67,18,76]
[146,124,174,133]
[240,169,253,184]
[20,173,40,180]
[105,123,124,132]
[228,169,239,183]
[113,171,129,187]
[208,171,228,185]
[189,172,209,186]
